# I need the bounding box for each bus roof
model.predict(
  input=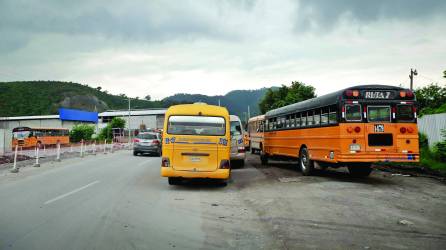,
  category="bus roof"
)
[166,104,229,117]
[266,84,408,118]
[248,115,265,123]
[12,127,69,132]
